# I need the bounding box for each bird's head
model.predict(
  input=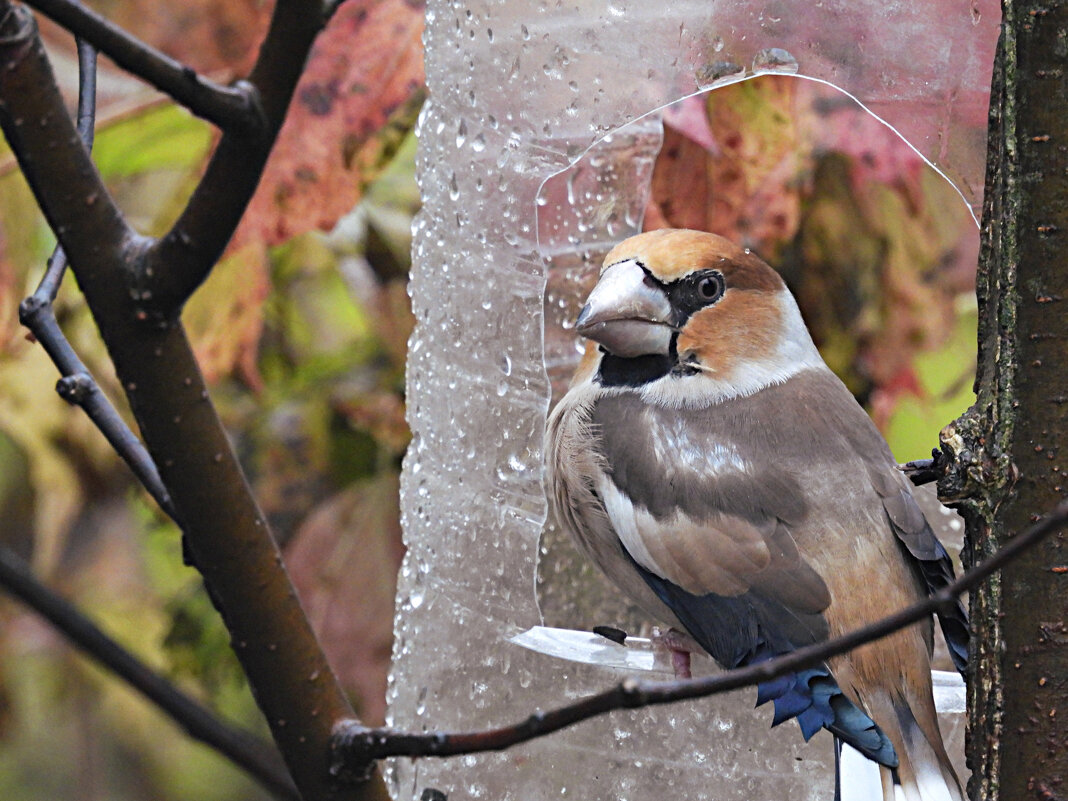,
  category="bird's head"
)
[574,229,822,402]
